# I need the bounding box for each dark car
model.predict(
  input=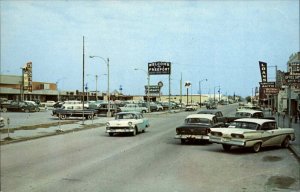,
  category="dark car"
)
[0,101,37,113]
[89,103,121,117]
[206,102,217,109]
[175,113,227,144]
